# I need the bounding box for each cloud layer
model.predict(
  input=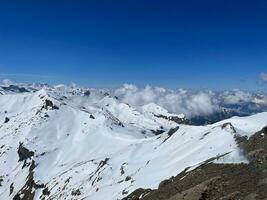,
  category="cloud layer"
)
[114,84,218,117]
[260,72,267,82]
[1,80,266,118]
[113,84,267,118]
